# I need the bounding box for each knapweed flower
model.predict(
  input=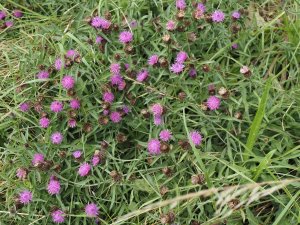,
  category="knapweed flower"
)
[170,63,185,74]
[51,132,63,144]
[197,3,206,12]
[122,105,131,114]
[91,17,111,29]
[85,203,99,217]
[37,70,49,79]
[240,65,250,74]
[5,21,13,28]
[51,209,65,223]
[96,36,103,44]
[103,109,110,116]
[13,10,23,18]
[124,63,130,70]
[110,111,122,123]
[130,20,138,28]
[148,54,159,66]
[32,153,44,166]
[110,63,121,75]
[78,163,91,176]
[39,117,50,128]
[189,131,202,146]
[159,130,172,142]
[148,139,161,155]
[232,43,238,49]
[154,115,163,126]
[69,99,80,110]
[68,119,77,128]
[207,96,221,110]
[136,69,149,82]
[92,155,100,166]
[176,0,186,10]
[47,179,61,195]
[0,11,6,20]
[65,49,79,60]
[50,101,63,113]
[166,20,176,31]
[150,103,163,116]
[61,75,75,90]
[110,74,123,85]
[54,58,63,71]
[19,190,32,204]
[72,150,82,159]
[118,80,126,91]
[212,10,225,23]
[176,51,188,63]
[19,102,30,112]
[16,168,27,180]
[189,68,197,78]
[119,31,133,44]
[103,92,114,103]
[232,11,241,20]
